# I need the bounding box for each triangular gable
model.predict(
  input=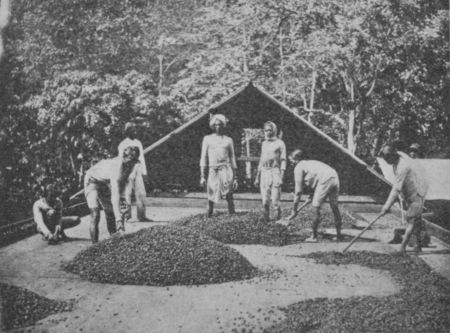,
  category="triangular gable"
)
[142,81,391,197]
